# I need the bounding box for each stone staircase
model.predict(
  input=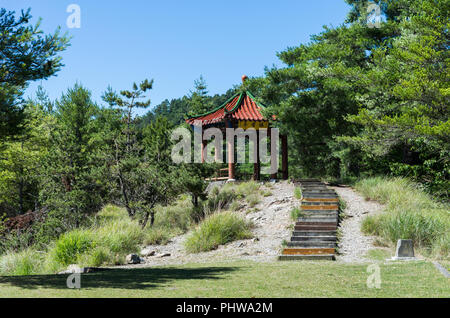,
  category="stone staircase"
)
[279,179,340,261]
